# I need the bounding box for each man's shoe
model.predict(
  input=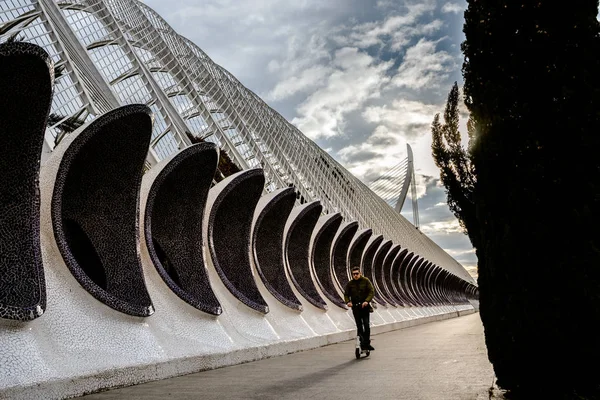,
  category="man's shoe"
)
[366,344,375,351]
